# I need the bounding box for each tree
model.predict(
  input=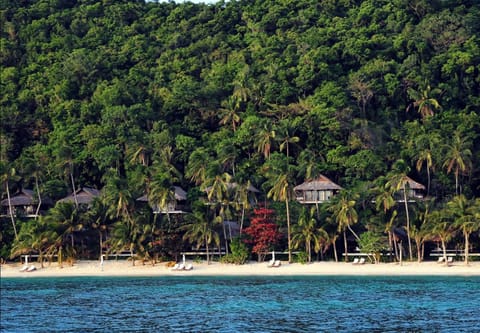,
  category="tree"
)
[428,209,456,266]
[0,162,18,240]
[327,189,360,262]
[386,160,414,261]
[442,131,472,195]
[407,84,441,120]
[264,153,294,263]
[291,208,327,263]
[414,132,440,196]
[243,206,281,262]
[182,210,220,265]
[448,196,480,265]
